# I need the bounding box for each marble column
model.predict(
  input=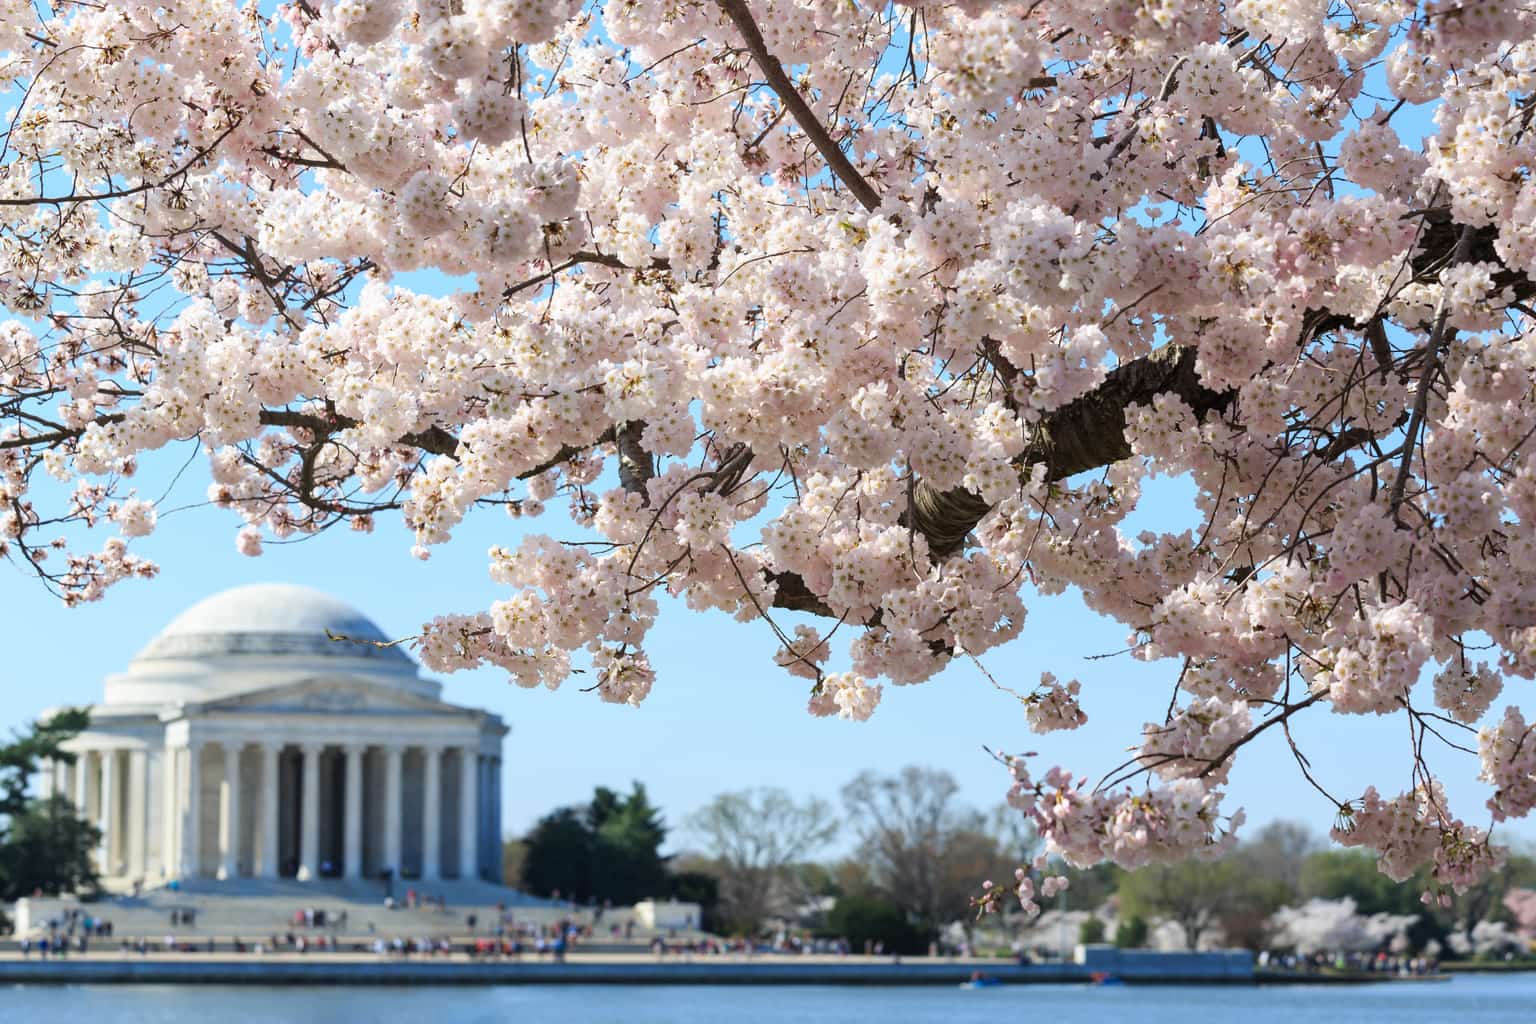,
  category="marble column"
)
[73,750,90,816]
[343,744,364,880]
[180,742,202,878]
[382,746,403,879]
[162,747,179,879]
[491,756,502,883]
[128,749,148,880]
[421,745,442,881]
[297,743,321,881]
[98,750,117,875]
[477,756,491,880]
[218,742,242,879]
[259,743,280,879]
[458,747,478,880]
